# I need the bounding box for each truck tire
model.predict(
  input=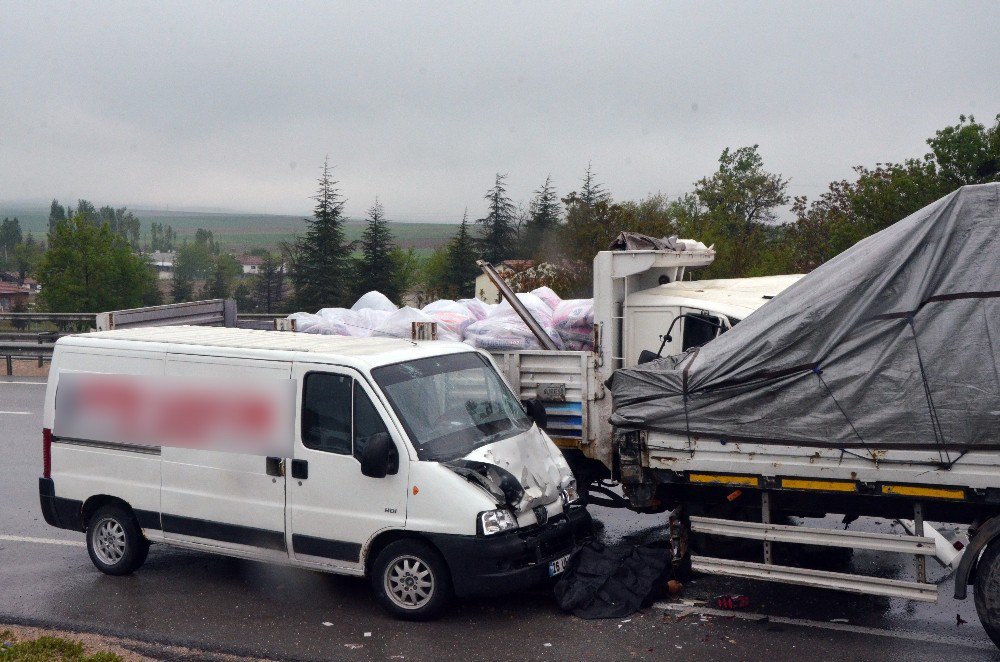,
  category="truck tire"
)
[371,540,452,621]
[974,540,1000,648]
[86,505,150,576]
